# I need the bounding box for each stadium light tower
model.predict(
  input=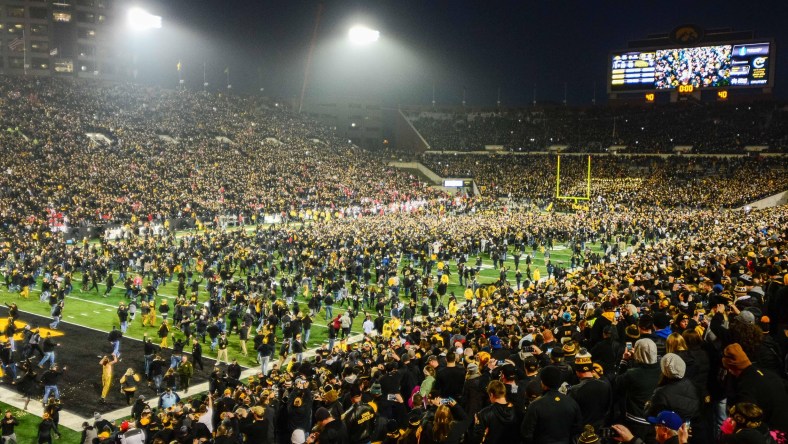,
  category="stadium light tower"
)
[348,25,380,45]
[127,7,162,31]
